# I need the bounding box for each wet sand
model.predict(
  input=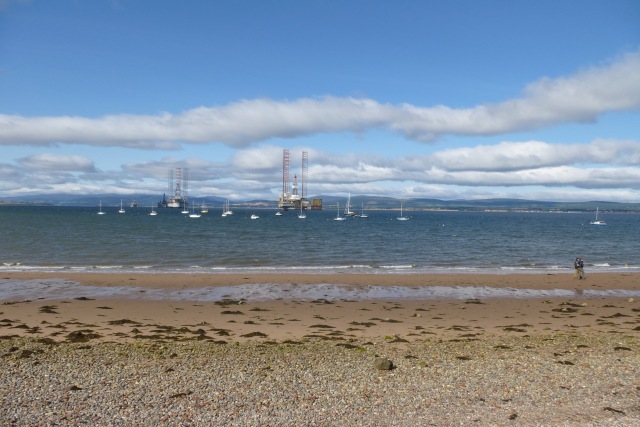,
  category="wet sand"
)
[1,271,639,343]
